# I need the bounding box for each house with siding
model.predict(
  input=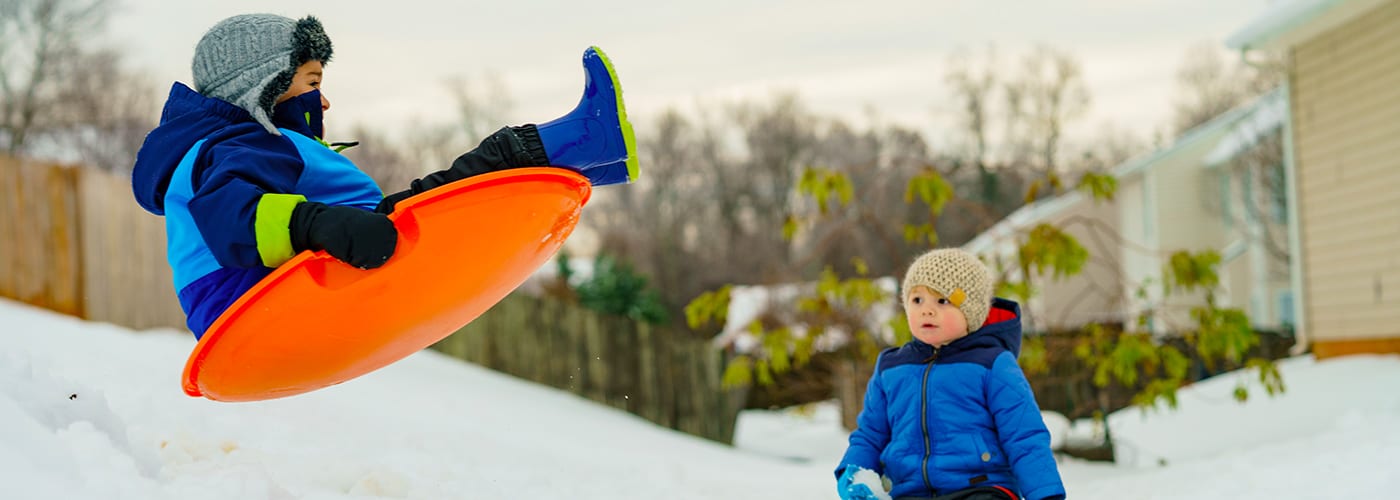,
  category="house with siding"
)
[1228,0,1400,358]
[964,89,1291,336]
